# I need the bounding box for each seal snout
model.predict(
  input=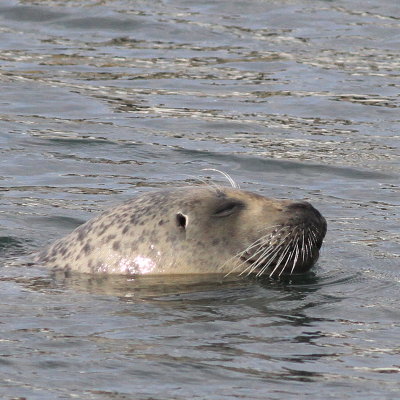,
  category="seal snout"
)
[233,198,327,279]
[287,200,315,211]
[286,200,327,244]
[286,200,322,219]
